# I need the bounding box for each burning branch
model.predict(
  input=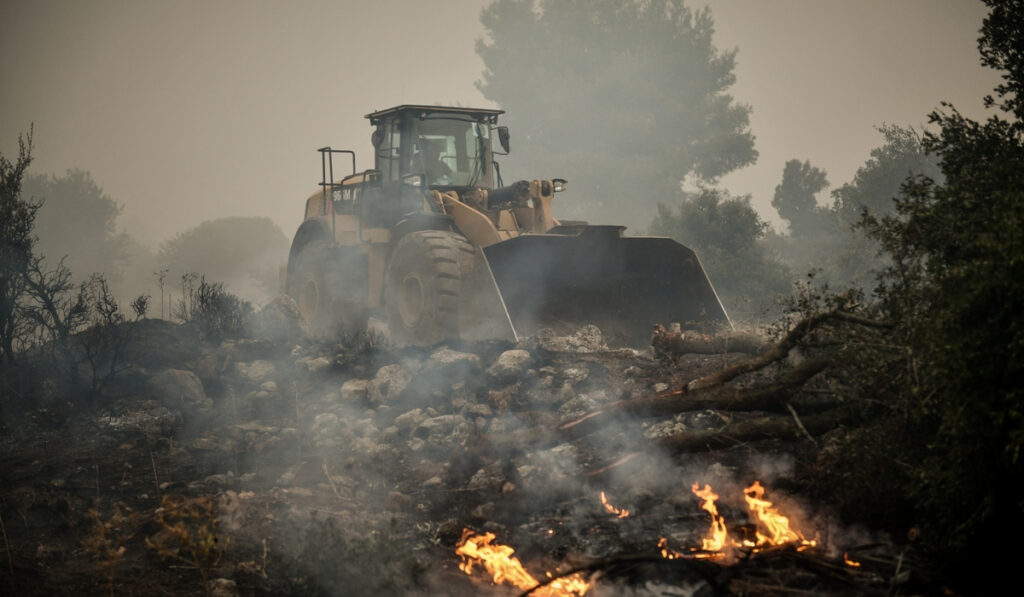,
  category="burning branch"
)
[456,529,590,596]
